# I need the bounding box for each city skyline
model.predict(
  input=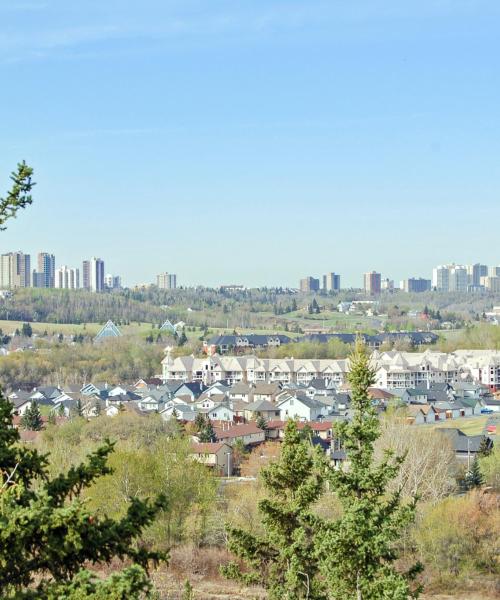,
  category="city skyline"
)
[1,2,499,287]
